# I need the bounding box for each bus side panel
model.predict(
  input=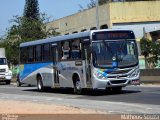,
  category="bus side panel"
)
[19,62,53,86]
[38,64,54,87]
[19,64,36,85]
[57,61,85,88]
